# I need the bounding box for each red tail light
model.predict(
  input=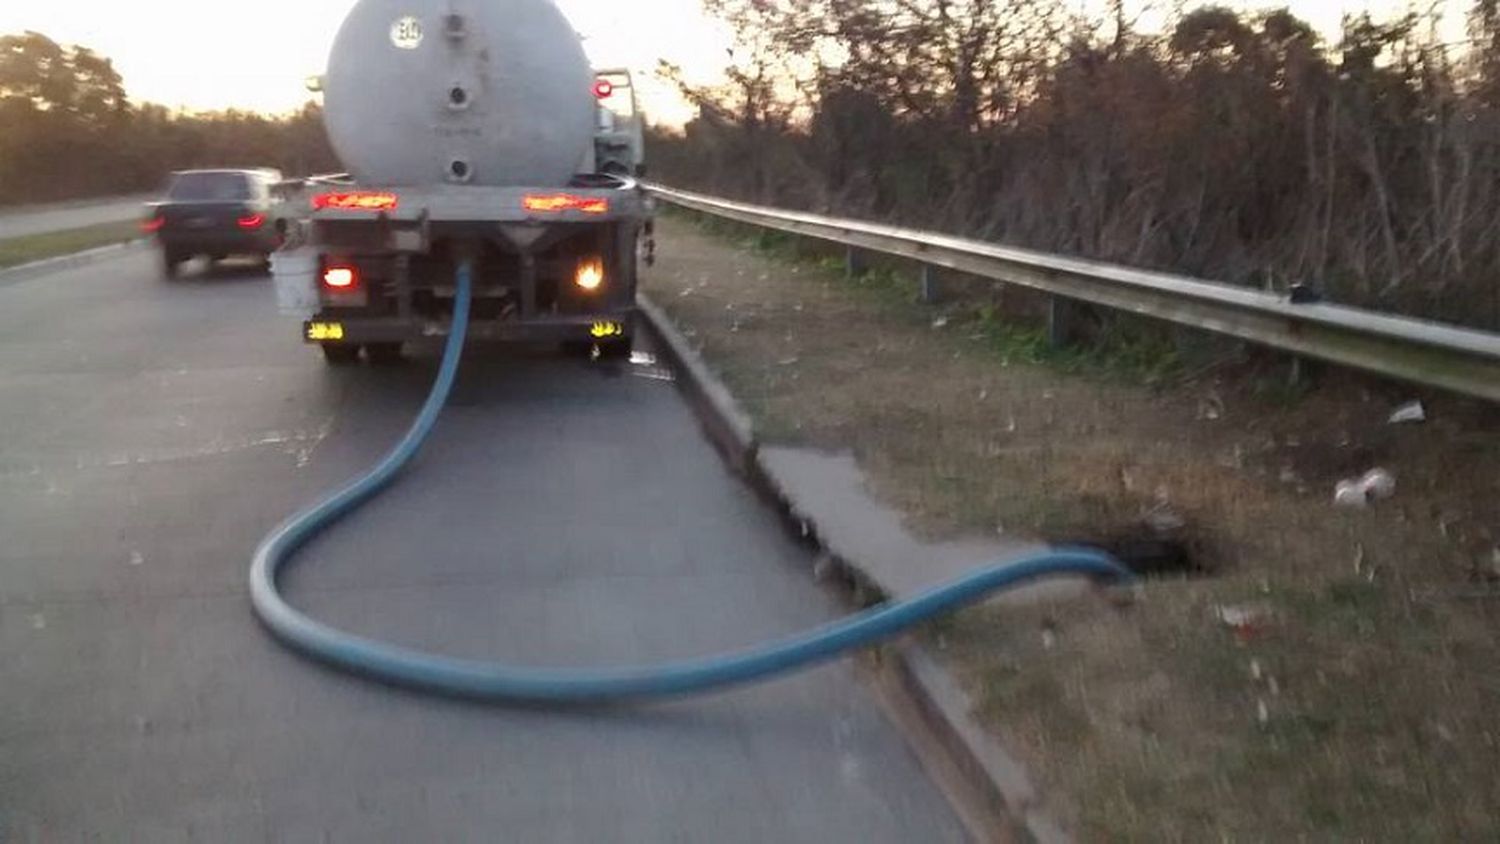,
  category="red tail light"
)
[322,264,359,291]
[522,194,609,214]
[313,191,399,212]
[593,79,614,99]
[140,215,165,233]
[238,213,266,230]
